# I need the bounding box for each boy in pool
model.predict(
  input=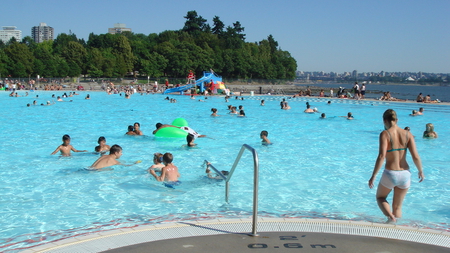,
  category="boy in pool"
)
[90,144,123,170]
[149,153,180,187]
[147,153,164,172]
[51,134,87,156]
[95,136,111,153]
[260,130,271,144]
